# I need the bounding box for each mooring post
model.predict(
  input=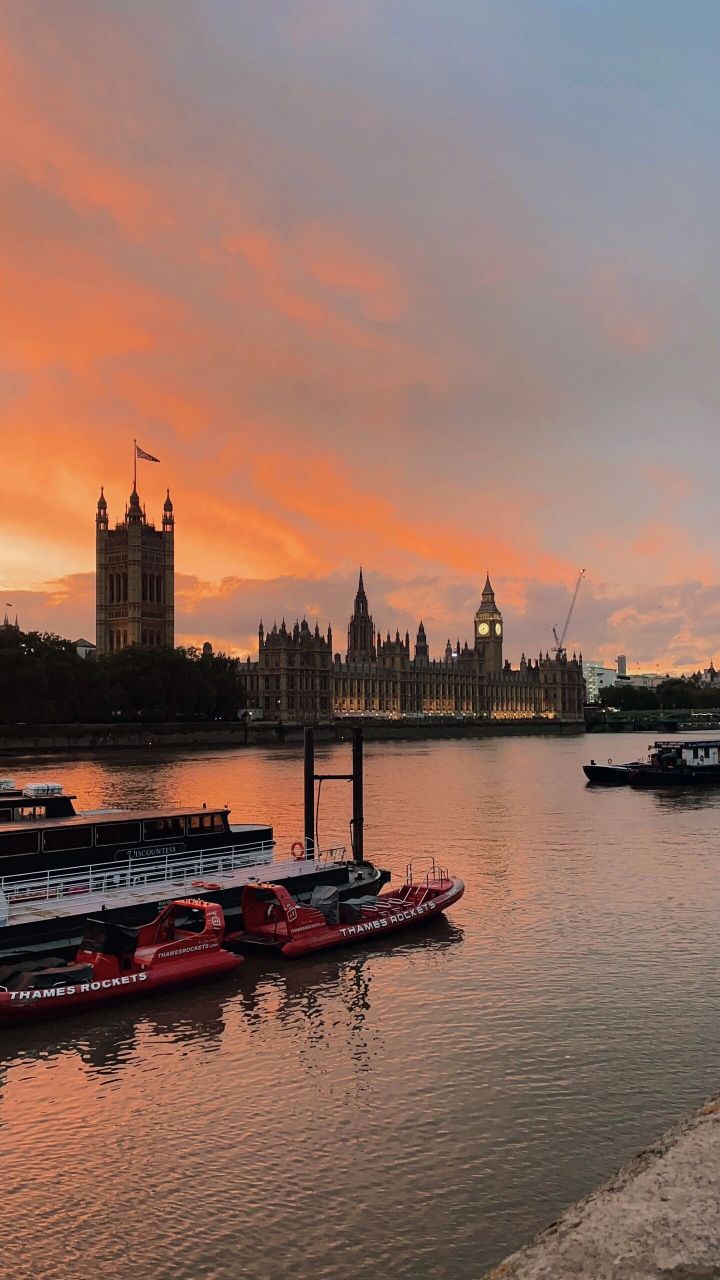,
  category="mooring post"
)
[303,726,315,857]
[352,726,364,862]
